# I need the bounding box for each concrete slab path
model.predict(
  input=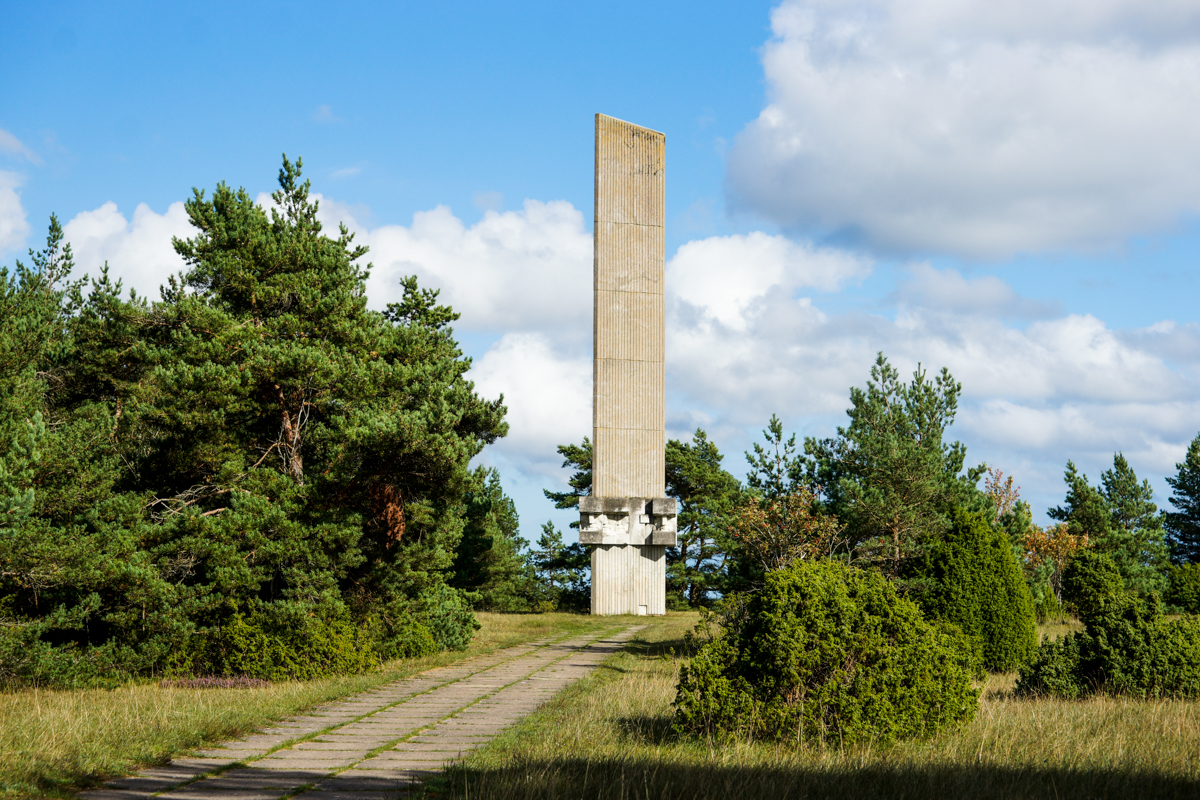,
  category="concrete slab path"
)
[77,626,641,800]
